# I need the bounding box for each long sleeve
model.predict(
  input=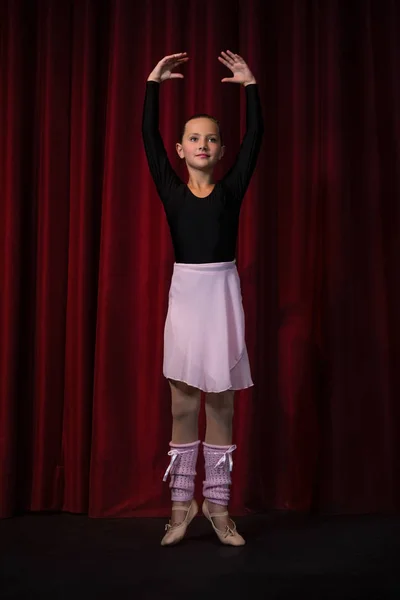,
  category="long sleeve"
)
[222,84,264,201]
[141,81,181,205]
